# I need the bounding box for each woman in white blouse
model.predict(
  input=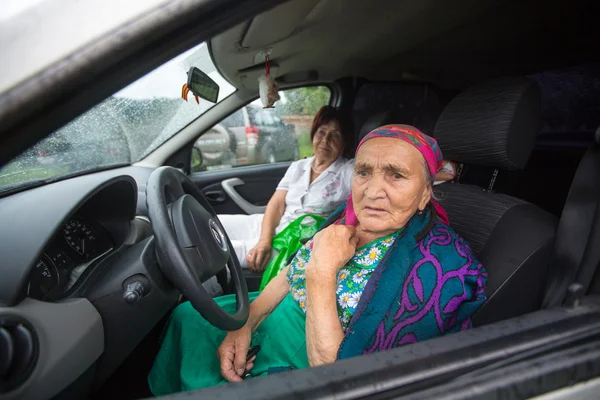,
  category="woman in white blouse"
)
[219,106,354,271]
